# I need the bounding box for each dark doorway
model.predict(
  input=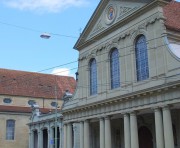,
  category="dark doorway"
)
[34,130,38,148]
[90,122,100,148]
[43,129,48,148]
[53,127,60,148]
[138,126,153,148]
